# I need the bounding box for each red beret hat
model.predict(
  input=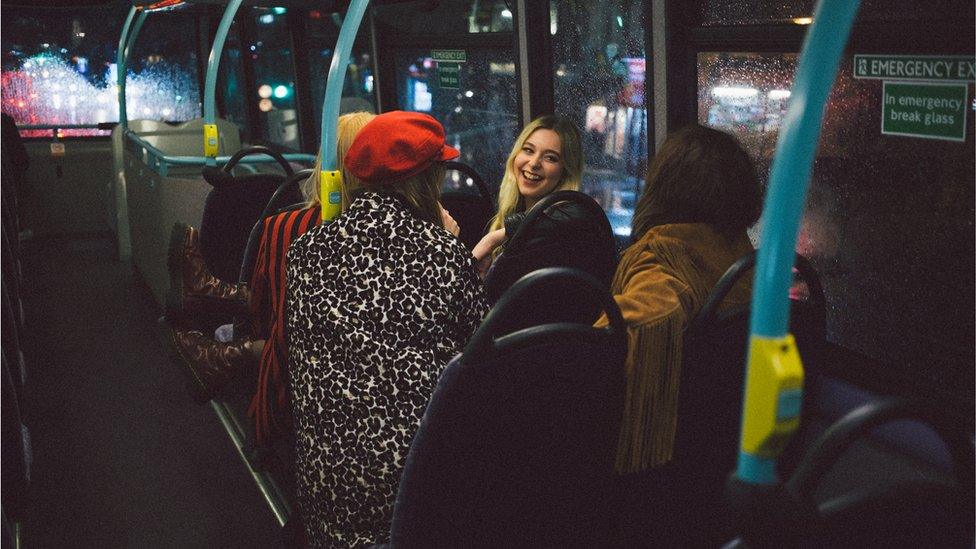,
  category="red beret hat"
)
[344,111,460,184]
